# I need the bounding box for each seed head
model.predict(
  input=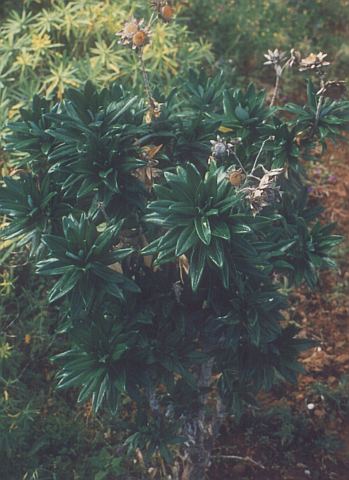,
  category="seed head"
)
[226,168,245,187]
[133,30,148,48]
[161,5,175,21]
